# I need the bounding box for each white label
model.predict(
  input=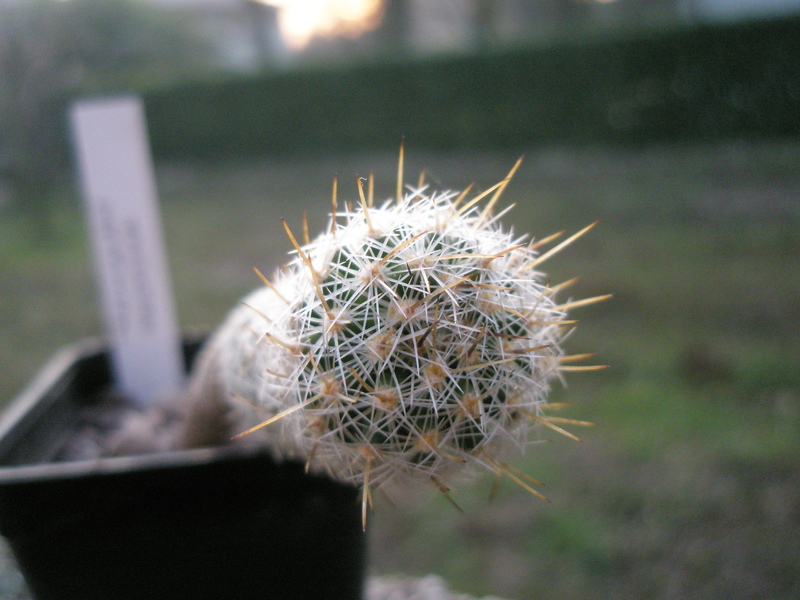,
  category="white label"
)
[70,96,184,405]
